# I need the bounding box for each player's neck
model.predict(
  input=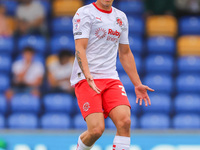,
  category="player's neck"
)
[95,1,112,12]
